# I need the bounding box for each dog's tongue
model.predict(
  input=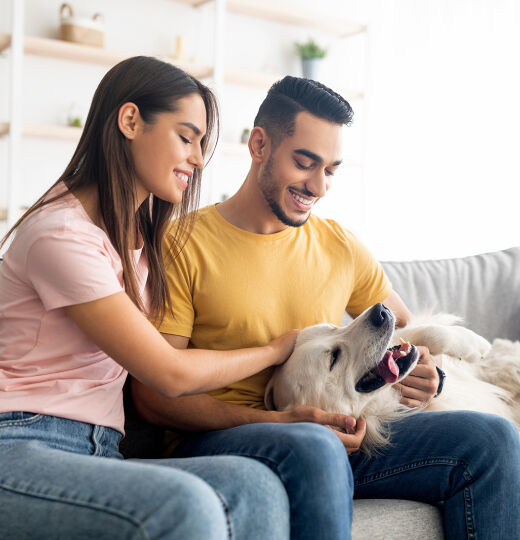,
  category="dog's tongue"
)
[371,350,399,383]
